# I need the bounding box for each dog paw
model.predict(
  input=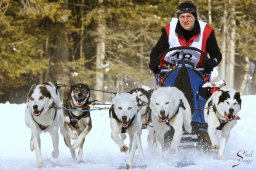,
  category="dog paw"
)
[126,163,131,169]
[72,140,81,149]
[36,161,44,168]
[120,145,129,152]
[52,150,59,158]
